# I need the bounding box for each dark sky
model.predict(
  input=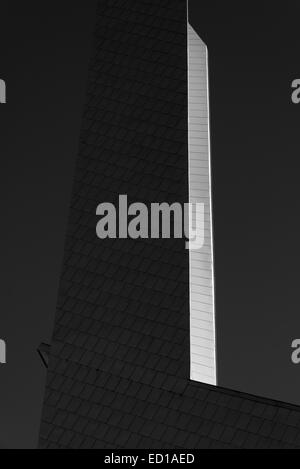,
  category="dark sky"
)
[190,0,300,405]
[0,0,97,448]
